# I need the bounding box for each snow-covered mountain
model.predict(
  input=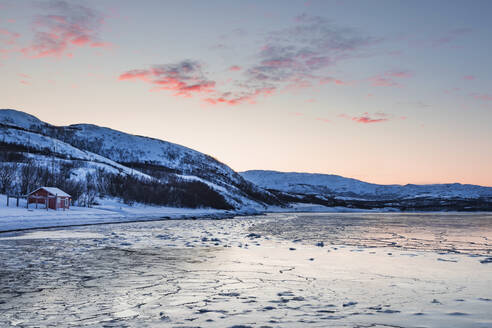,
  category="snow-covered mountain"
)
[240,170,492,200]
[0,109,277,209]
